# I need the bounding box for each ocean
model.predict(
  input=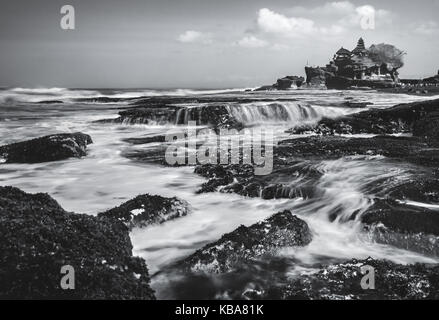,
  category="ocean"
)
[1,87,438,298]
